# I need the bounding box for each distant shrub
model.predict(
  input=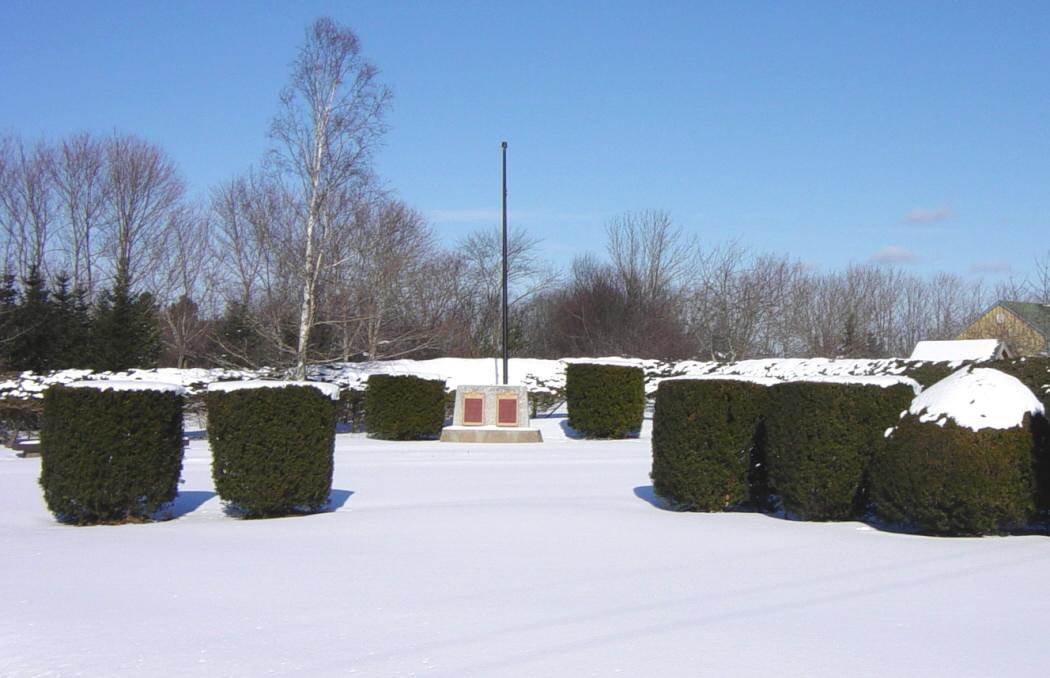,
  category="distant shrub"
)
[565,363,645,439]
[364,374,446,440]
[764,380,914,521]
[206,385,336,517]
[337,389,366,432]
[40,385,184,524]
[0,397,43,446]
[651,378,769,510]
[871,414,1040,535]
